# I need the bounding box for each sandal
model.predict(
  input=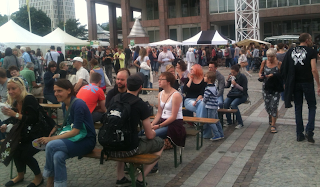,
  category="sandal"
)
[270,126,277,133]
